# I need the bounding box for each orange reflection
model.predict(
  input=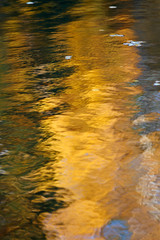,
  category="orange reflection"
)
[30,1,160,240]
